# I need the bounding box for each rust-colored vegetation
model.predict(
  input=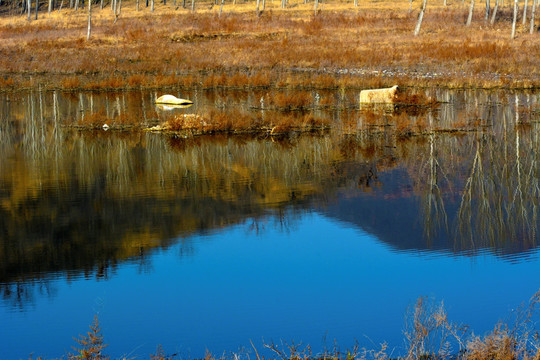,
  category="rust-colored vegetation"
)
[0,0,539,91]
[147,109,330,135]
[69,290,540,360]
